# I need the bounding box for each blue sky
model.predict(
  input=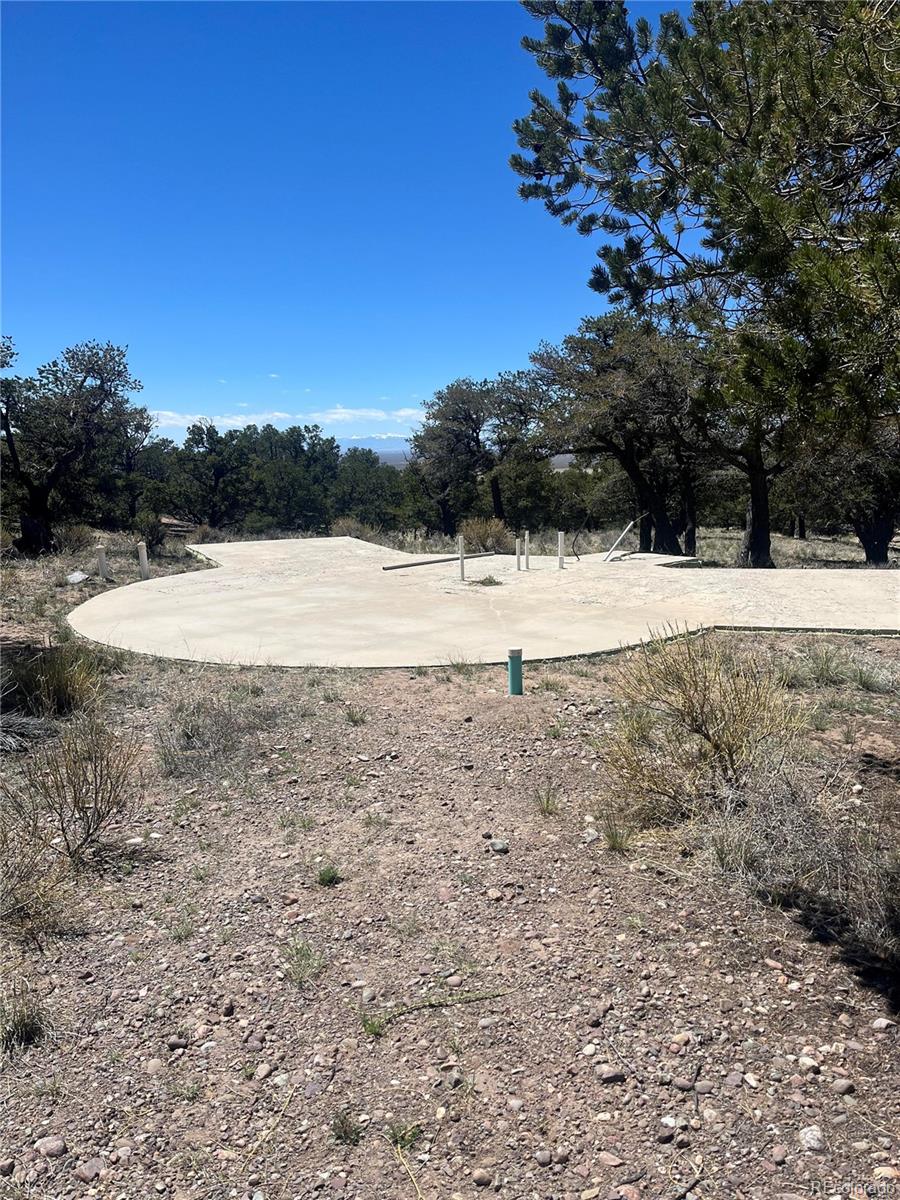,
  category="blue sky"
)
[3,1,683,446]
